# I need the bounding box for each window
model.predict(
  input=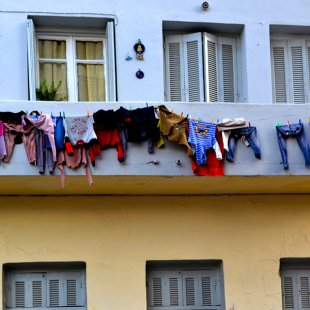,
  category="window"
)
[164,32,241,103]
[271,37,310,103]
[3,262,86,310]
[280,258,310,309]
[146,260,225,310]
[27,17,116,102]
